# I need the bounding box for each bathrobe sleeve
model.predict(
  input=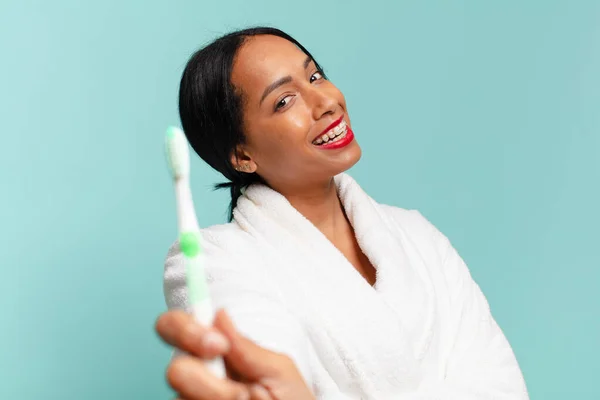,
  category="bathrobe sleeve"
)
[396,210,530,400]
[163,238,353,399]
